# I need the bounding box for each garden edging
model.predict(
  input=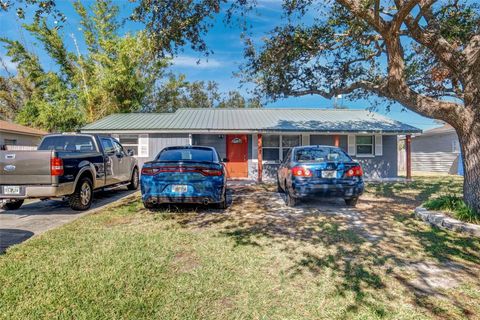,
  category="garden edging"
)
[415,207,480,237]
